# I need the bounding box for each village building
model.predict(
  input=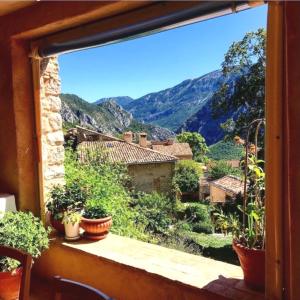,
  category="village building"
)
[65,126,121,144]
[66,127,188,194]
[209,175,244,203]
[78,139,178,194]
[152,140,193,160]
[199,176,210,201]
